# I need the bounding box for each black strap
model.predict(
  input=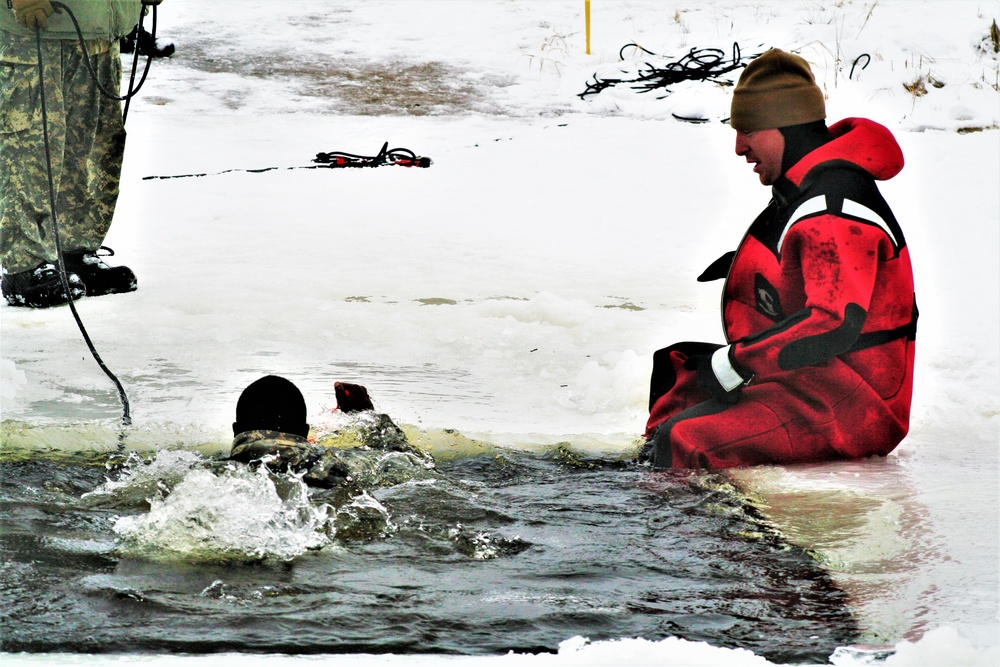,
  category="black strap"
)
[697,251,735,282]
[848,300,918,353]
